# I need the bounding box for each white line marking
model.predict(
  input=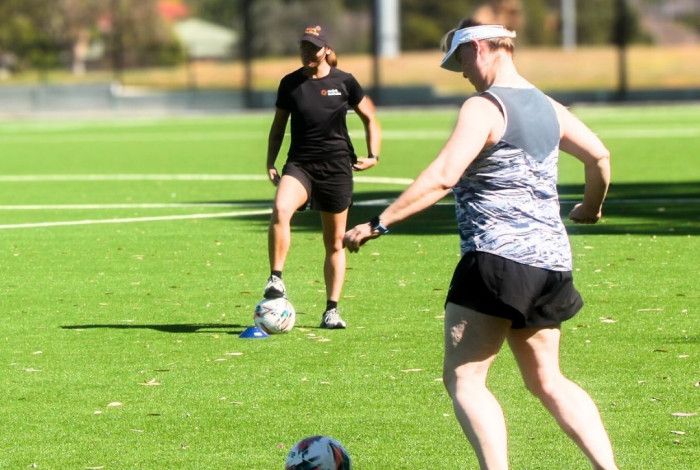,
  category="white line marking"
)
[0,209,272,230]
[0,127,697,144]
[597,128,700,139]
[0,174,415,185]
[354,175,415,185]
[0,131,263,143]
[0,174,266,182]
[0,202,270,210]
